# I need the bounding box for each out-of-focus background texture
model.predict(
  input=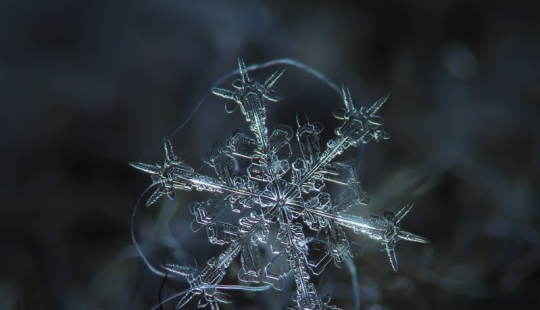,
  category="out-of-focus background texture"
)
[1,0,539,309]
